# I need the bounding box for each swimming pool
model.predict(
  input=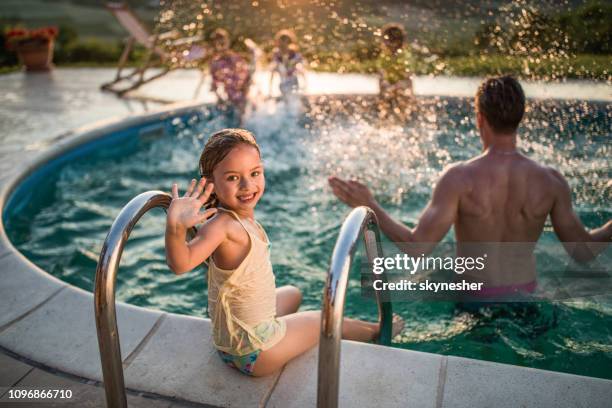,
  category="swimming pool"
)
[3,96,611,379]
